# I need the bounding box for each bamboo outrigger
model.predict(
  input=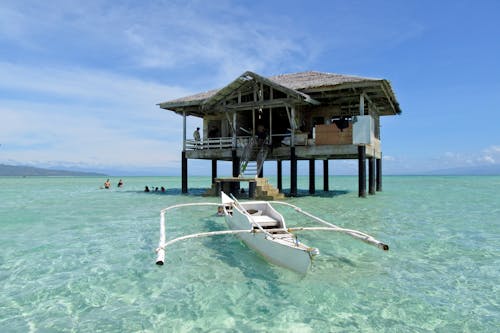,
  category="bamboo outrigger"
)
[155,193,389,274]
